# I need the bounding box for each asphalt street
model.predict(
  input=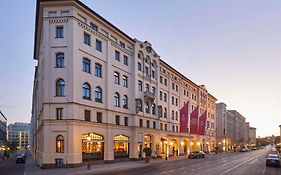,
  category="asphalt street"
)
[96,148,280,175]
[0,152,26,175]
